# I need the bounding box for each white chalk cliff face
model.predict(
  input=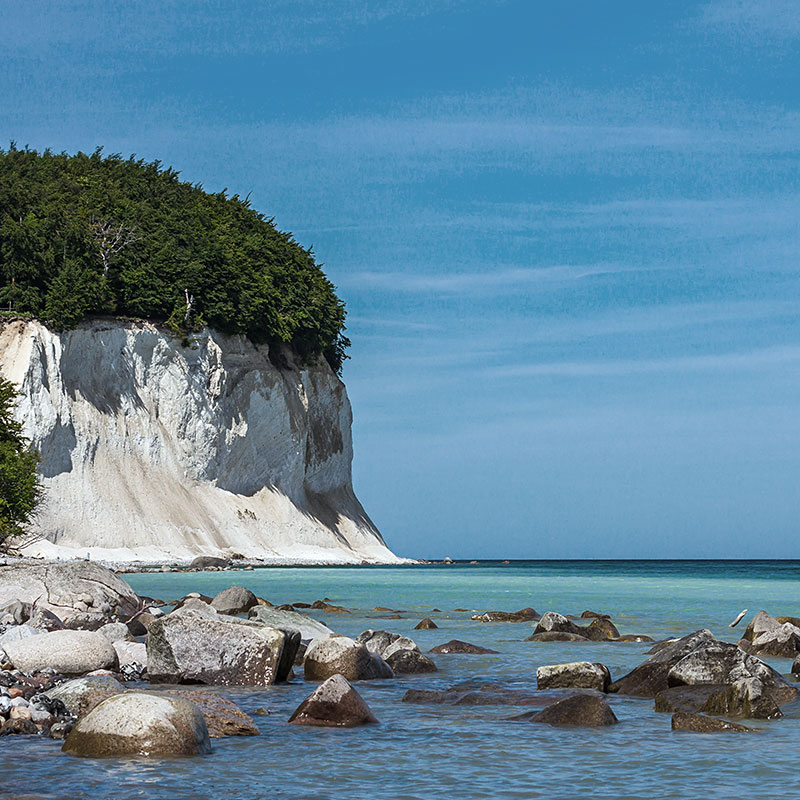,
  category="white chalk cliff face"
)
[0,319,400,564]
